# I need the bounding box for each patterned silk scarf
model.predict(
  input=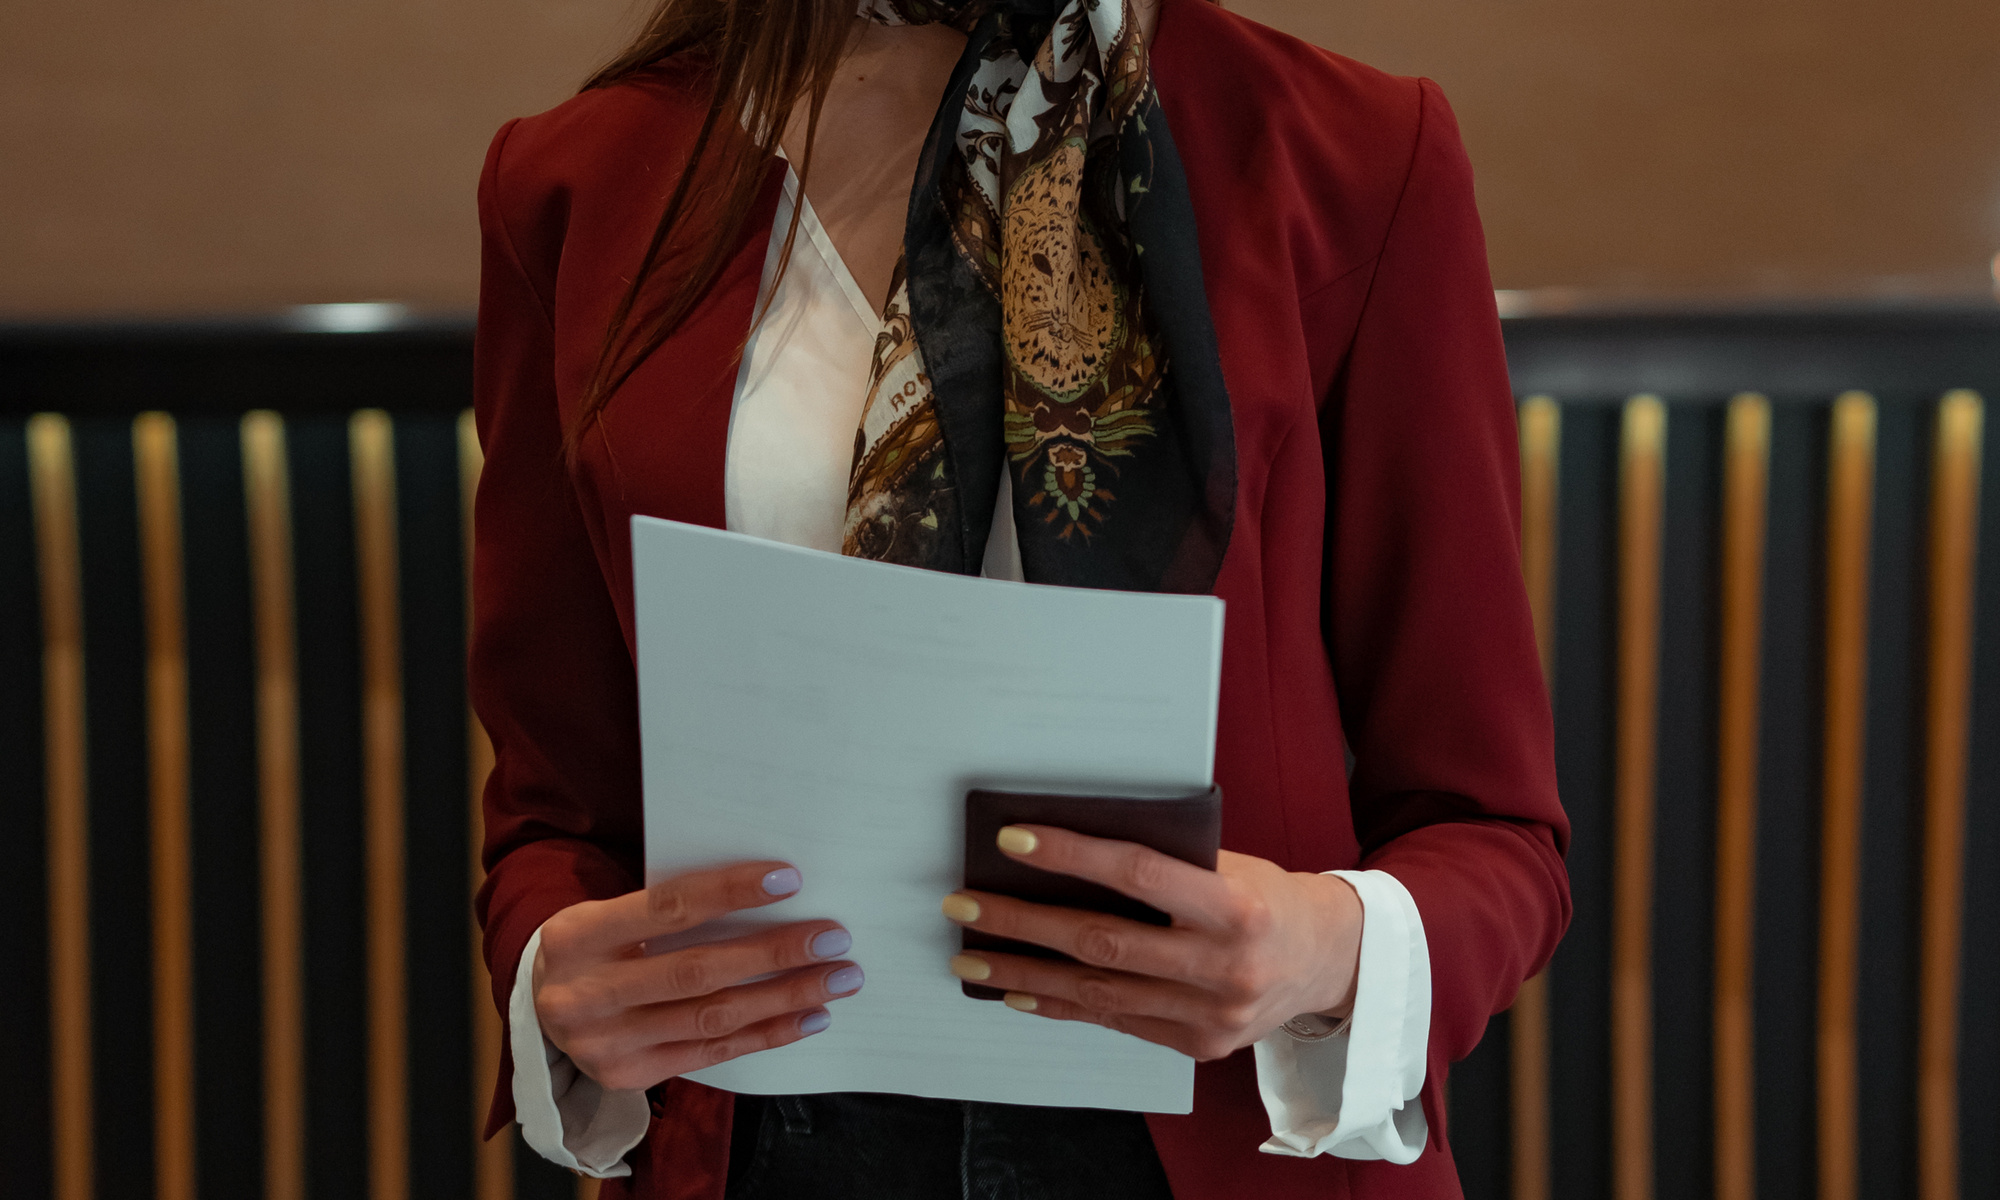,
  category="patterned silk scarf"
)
[841,0,1234,592]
